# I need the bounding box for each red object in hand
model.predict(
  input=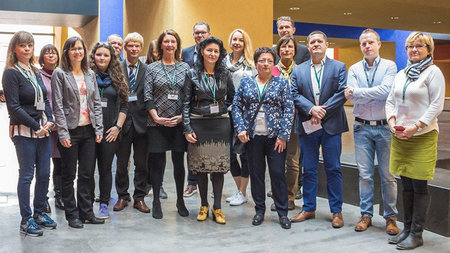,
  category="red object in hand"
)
[394,126,405,131]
